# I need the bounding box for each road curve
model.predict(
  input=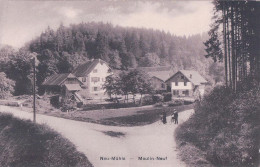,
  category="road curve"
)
[0,105,194,167]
